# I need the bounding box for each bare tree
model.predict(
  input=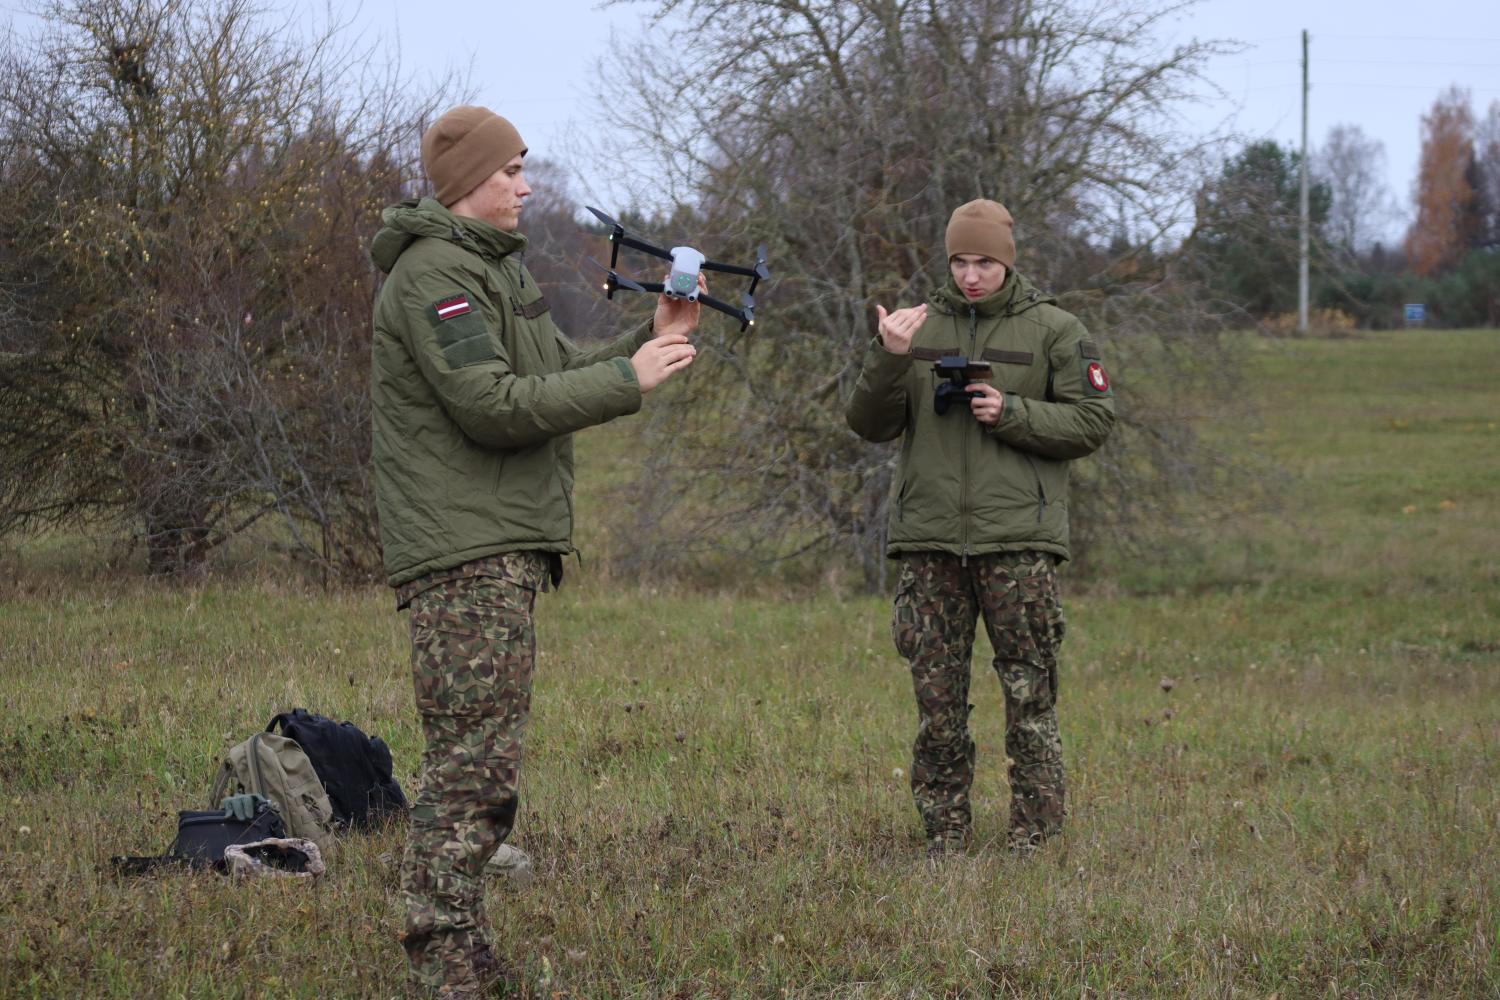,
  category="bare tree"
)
[1474,100,1500,250]
[0,0,445,577]
[1315,124,1397,263]
[590,0,1241,588]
